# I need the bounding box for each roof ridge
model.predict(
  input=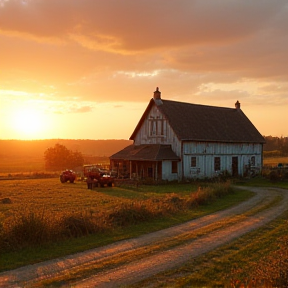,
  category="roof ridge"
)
[161,99,234,110]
